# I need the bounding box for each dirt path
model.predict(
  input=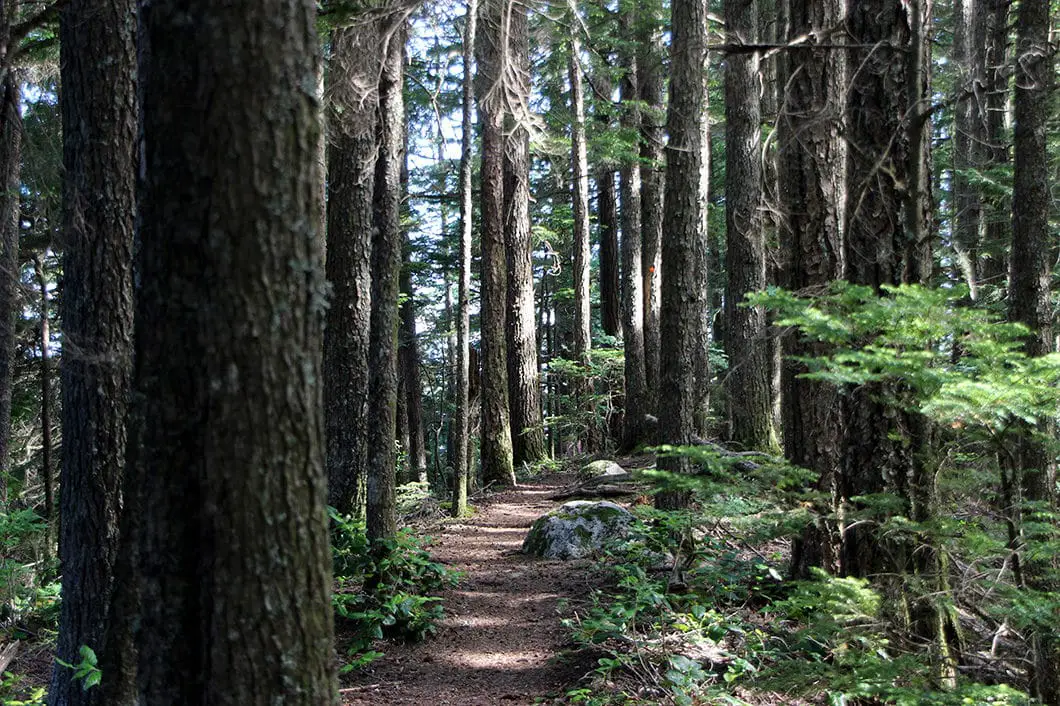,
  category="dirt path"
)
[341,476,592,706]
